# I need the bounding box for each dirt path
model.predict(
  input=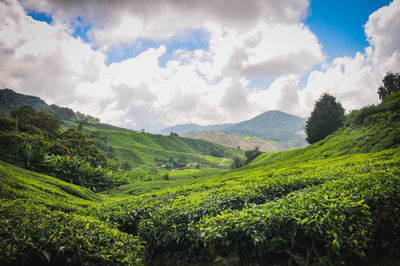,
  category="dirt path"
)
[219,158,227,166]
